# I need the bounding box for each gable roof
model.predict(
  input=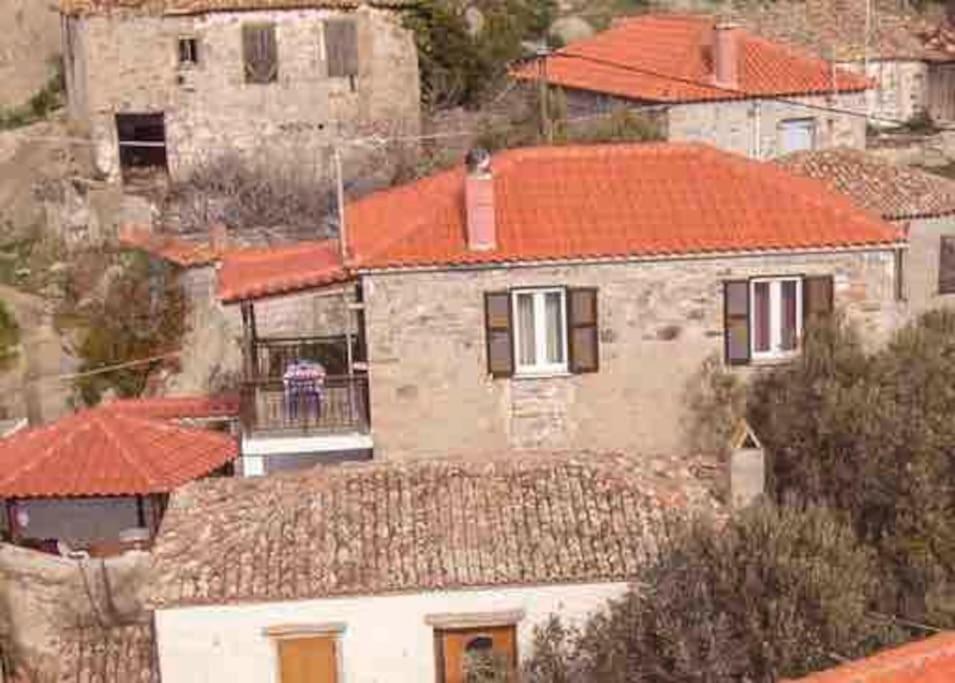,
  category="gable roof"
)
[0,405,237,498]
[60,0,409,17]
[217,143,902,302]
[146,453,719,609]
[776,148,955,220]
[783,632,955,682]
[511,14,871,102]
[729,0,947,63]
